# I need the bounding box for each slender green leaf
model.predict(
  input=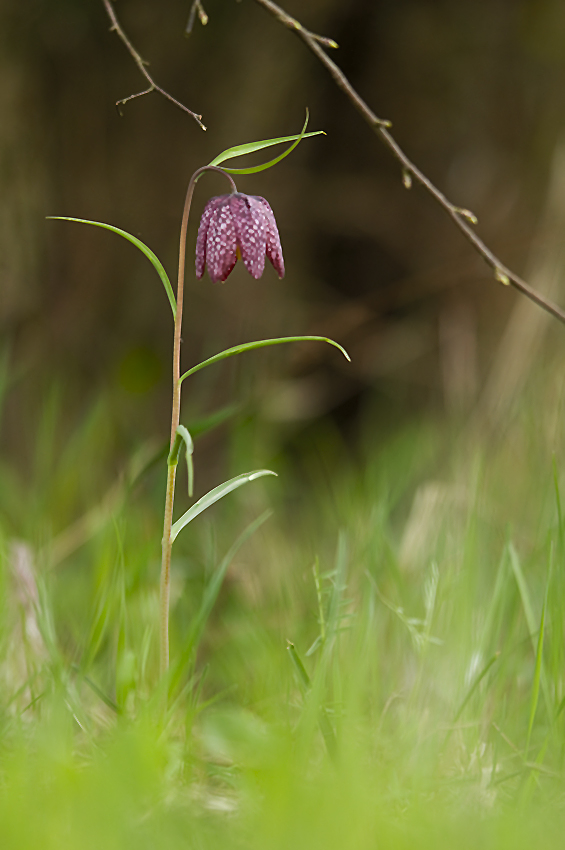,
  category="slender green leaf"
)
[179,336,350,385]
[168,425,194,498]
[452,653,500,724]
[179,425,194,499]
[209,110,324,174]
[313,557,326,646]
[287,641,311,694]
[508,543,537,645]
[326,531,349,649]
[478,544,509,657]
[169,511,273,696]
[526,590,547,755]
[509,542,552,717]
[170,469,276,543]
[526,547,552,755]
[47,216,176,319]
[287,639,337,760]
[553,455,564,554]
[79,672,121,715]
